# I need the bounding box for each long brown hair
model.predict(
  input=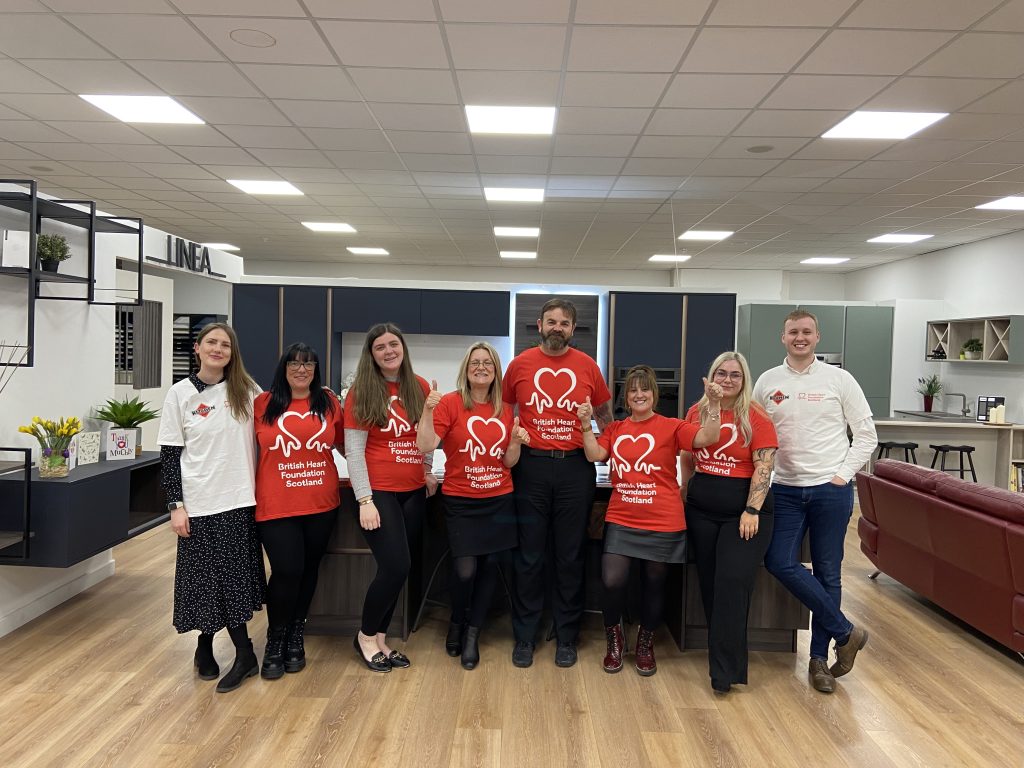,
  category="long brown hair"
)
[456,342,504,417]
[351,323,425,427]
[195,322,258,421]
